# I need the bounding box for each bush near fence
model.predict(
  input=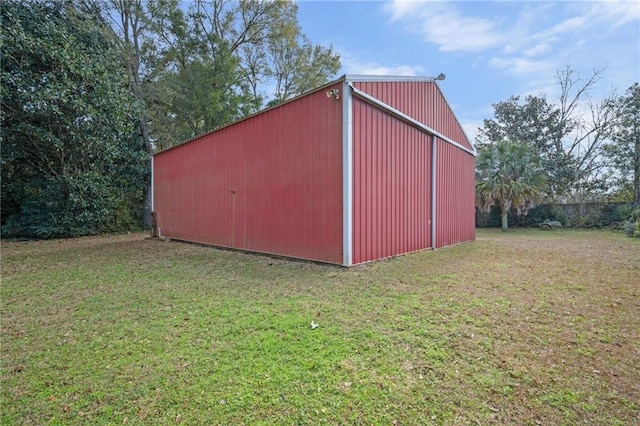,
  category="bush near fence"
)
[476,202,632,229]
